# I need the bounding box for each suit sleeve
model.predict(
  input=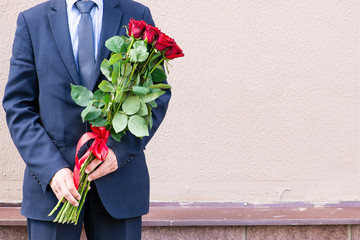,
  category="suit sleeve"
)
[2,12,70,193]
[107,7,172,167]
